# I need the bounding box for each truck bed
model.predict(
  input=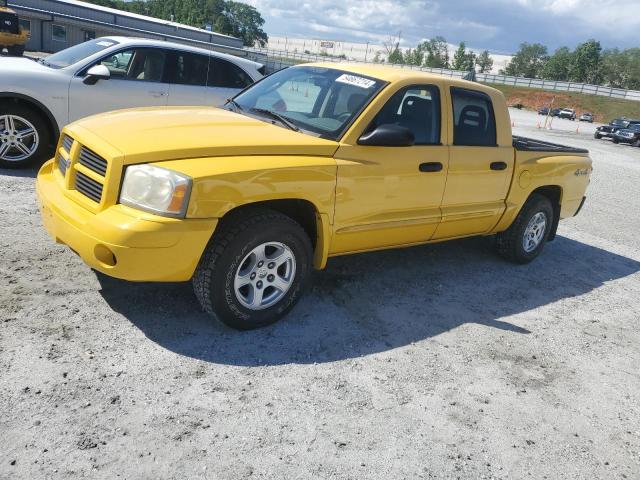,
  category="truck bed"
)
[513,136,588,155]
